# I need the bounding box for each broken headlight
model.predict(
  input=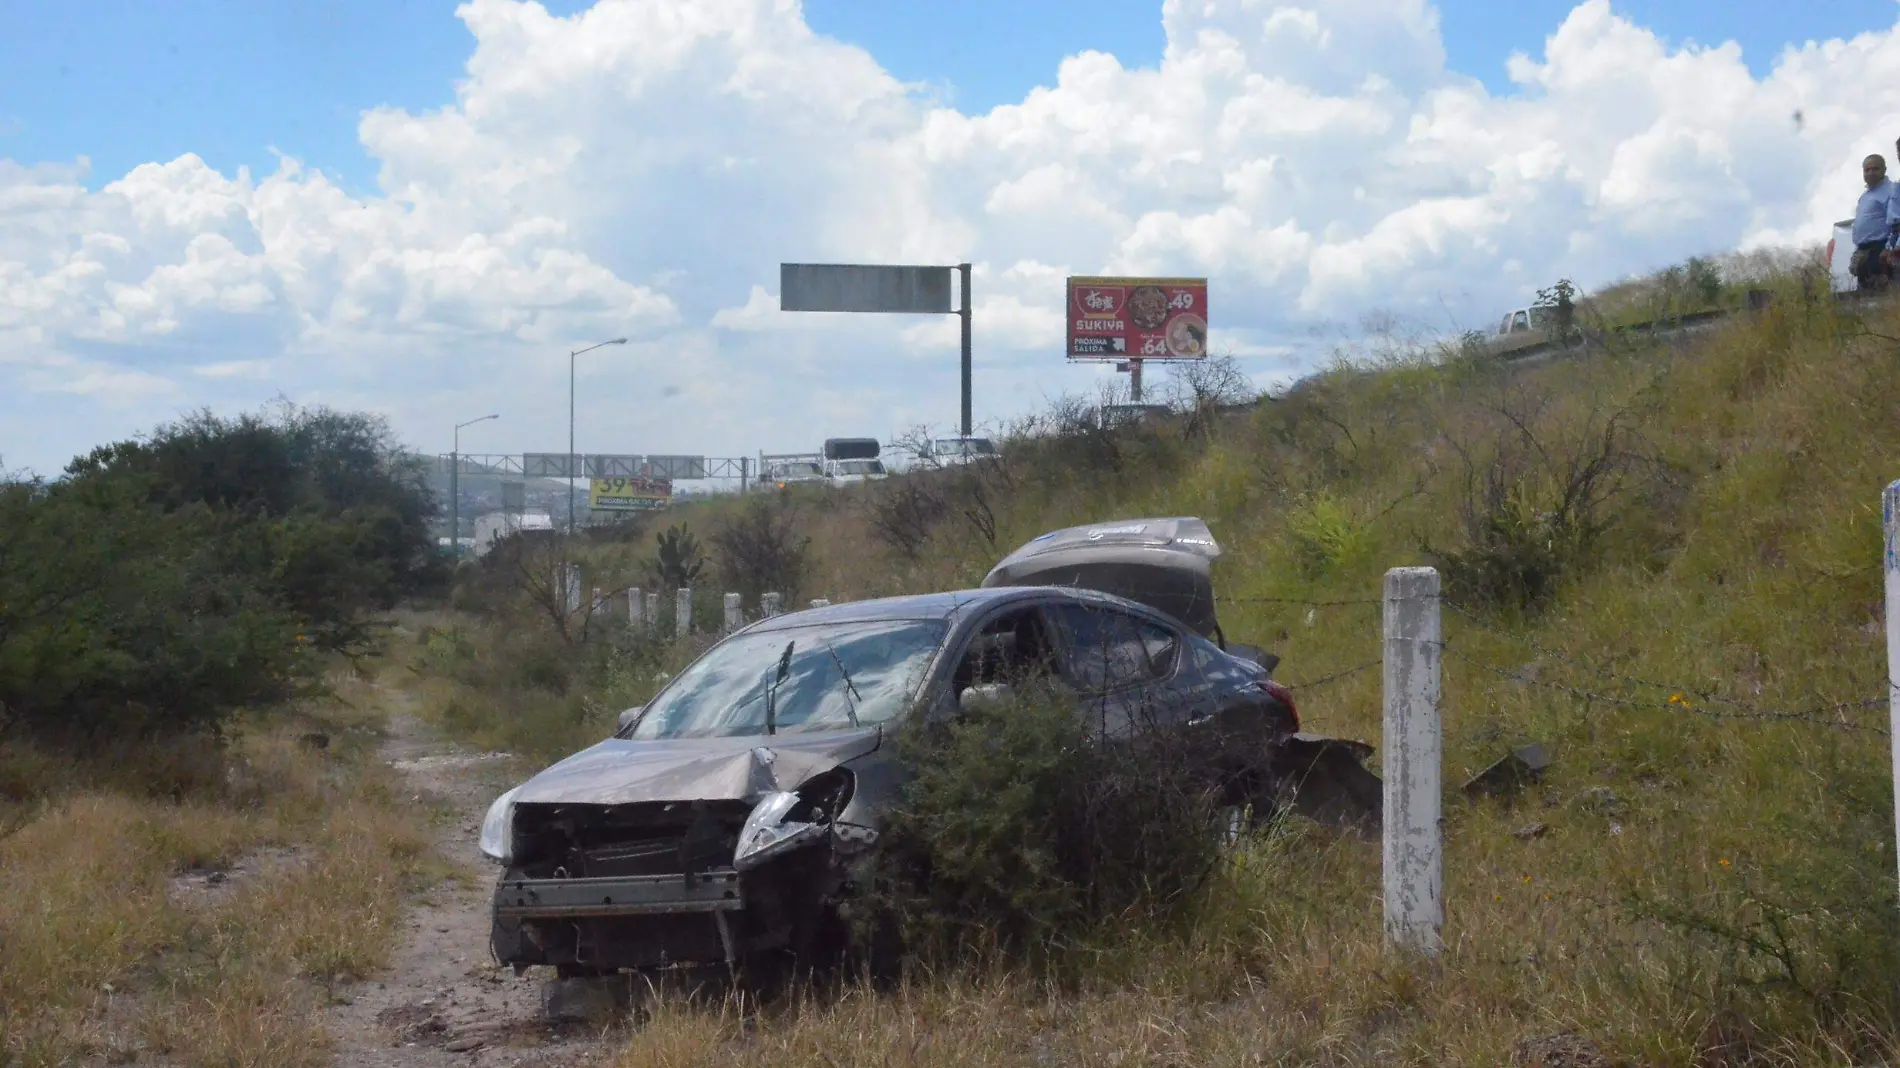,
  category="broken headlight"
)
[479,784,523,863]
[733,771,852,872]
[733,791,822,871]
